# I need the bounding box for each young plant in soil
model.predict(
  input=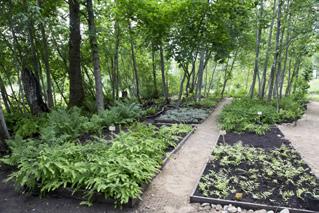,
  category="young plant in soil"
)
[197,143,319,210]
